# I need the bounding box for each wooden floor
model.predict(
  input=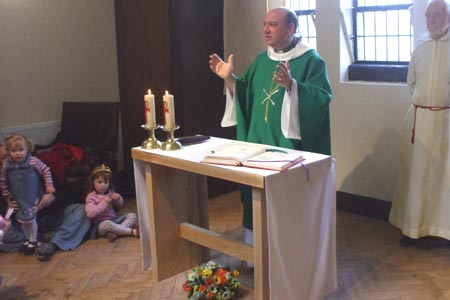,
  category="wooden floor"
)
[1,191,450,300]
